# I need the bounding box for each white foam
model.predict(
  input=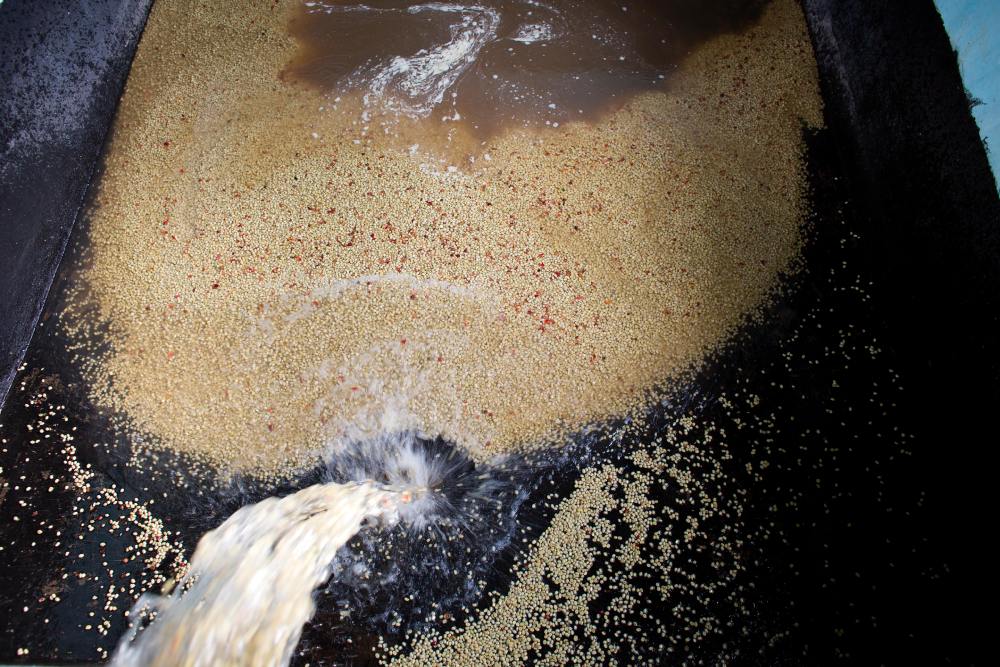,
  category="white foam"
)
[356,4,502,119]
[511,22,558,44]
[319,2,574,122]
